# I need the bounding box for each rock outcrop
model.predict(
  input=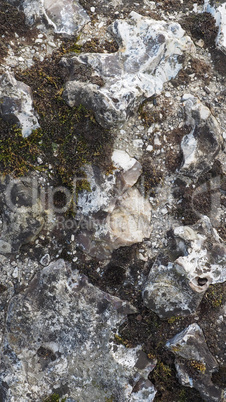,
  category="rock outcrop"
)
[0,259,156,401]
[62,12,195,128]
